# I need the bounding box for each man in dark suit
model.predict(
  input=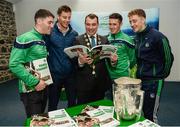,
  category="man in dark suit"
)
[74,13,116,105]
